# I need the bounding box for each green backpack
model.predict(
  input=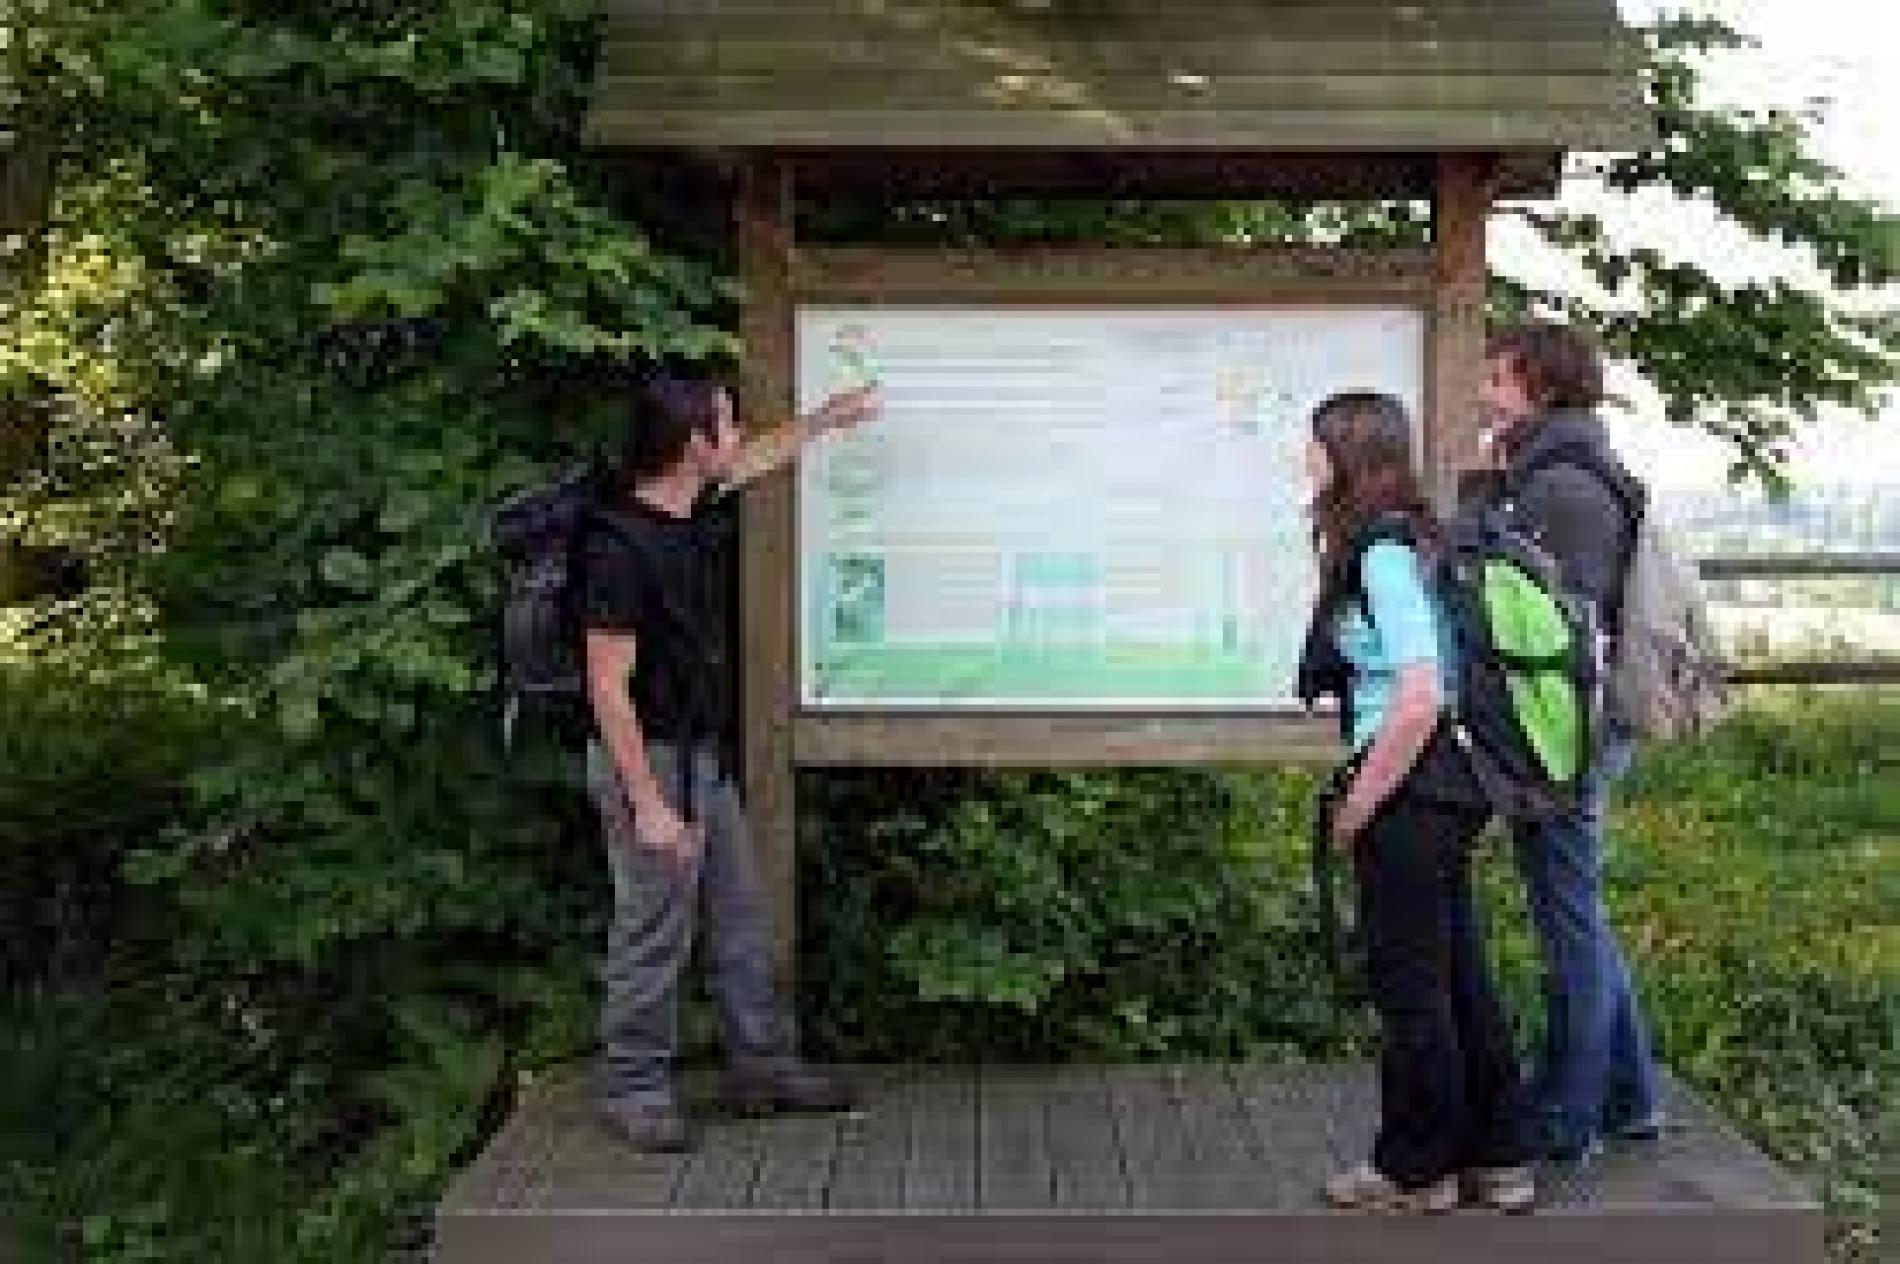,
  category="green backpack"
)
[1349,511,1600,824]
